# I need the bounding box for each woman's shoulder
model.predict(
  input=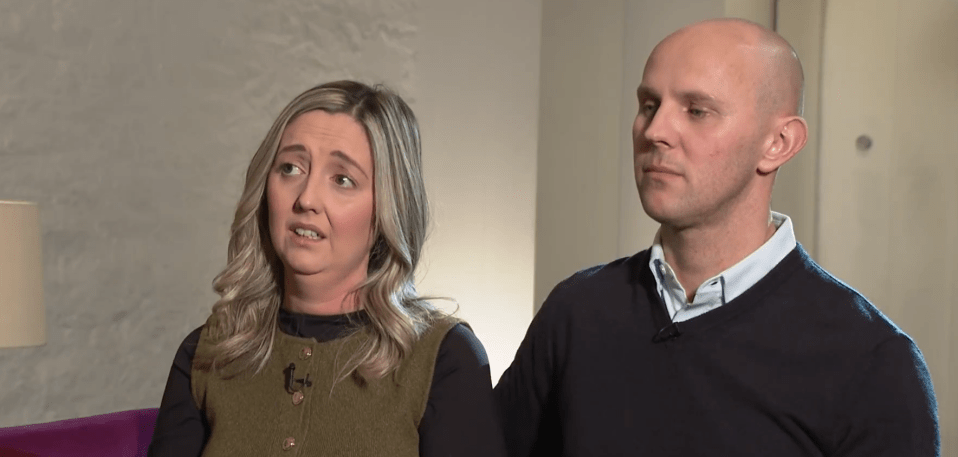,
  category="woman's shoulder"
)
[419,314,484,354]
[394,316,478,375]
[170,325,206,373]
[436,323,489,370]
[176,313,224,368]
[417,313,489,372]
[181,325,205,352]
[423,313,463,335]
